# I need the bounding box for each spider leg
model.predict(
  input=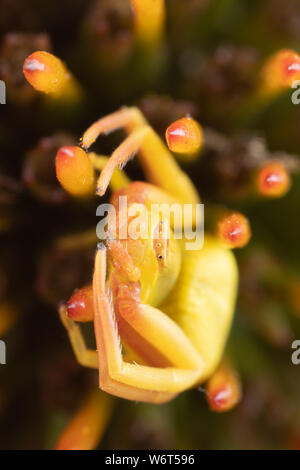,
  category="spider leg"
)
[59,301,176,404]
[81,106,199,206]
[93,244,203,399]
[59,305,98,369]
